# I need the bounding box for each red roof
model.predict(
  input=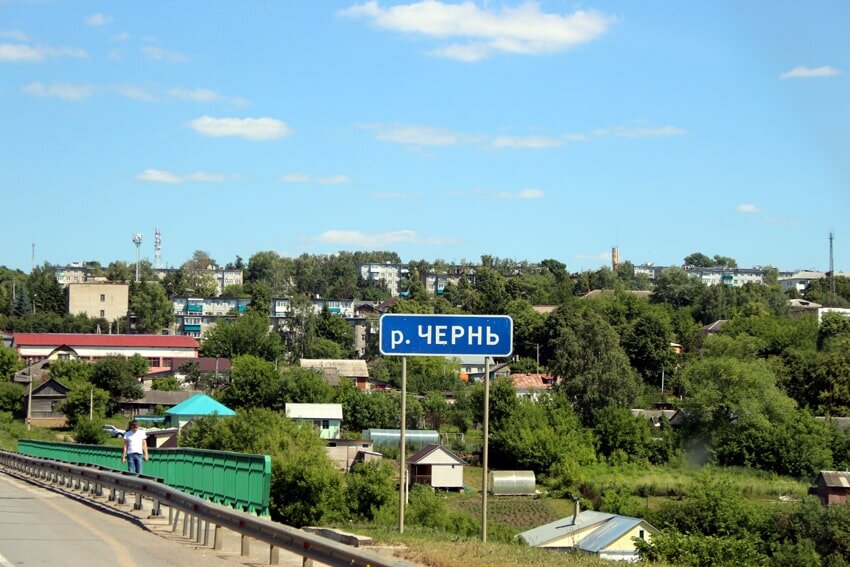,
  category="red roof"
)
[12,333,199,349]
[511,373,554,390]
